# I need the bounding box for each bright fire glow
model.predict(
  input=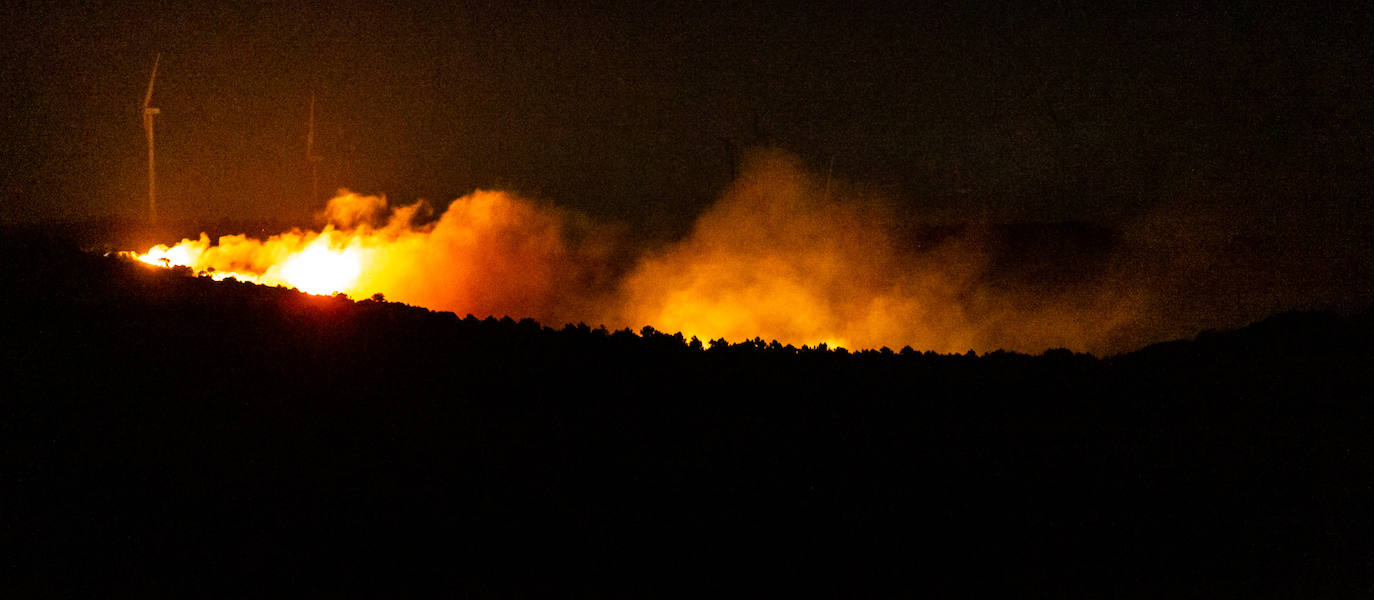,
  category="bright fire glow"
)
[134,229,362,296]
[274,237,362,295]
[127,191,572,322]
